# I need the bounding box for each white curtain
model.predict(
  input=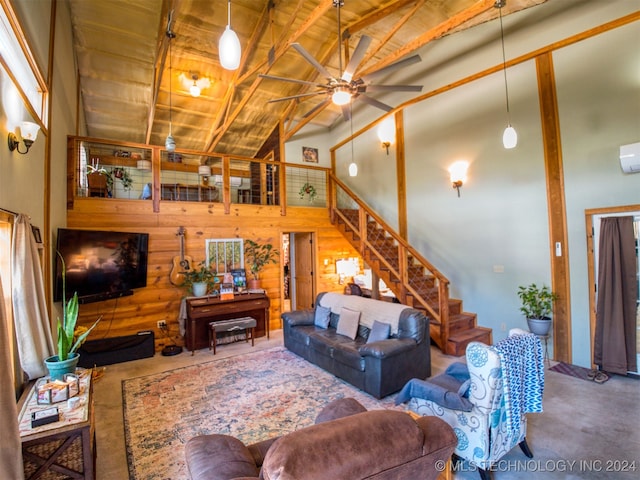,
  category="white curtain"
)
[0,272,24,478]
[11,215,53,379]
